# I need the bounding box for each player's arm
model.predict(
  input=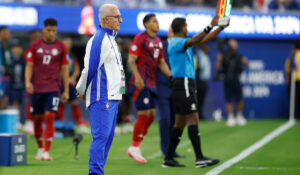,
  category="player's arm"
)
[128,54,144,90]
[158,59,172,78]
[70,60,80,86]
[184,16,219,49]
[25,62,34,94]
[61,65,69,103]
